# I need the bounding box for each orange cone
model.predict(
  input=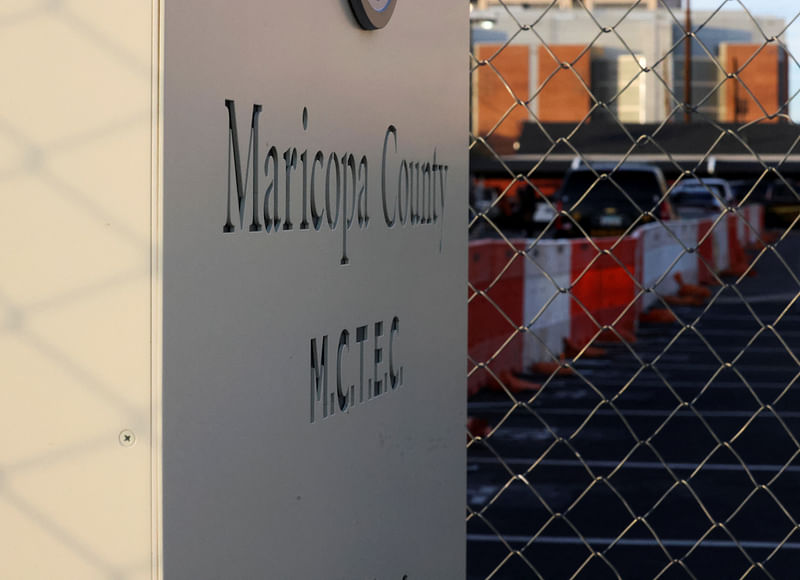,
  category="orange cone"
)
[674,272,712,299]
[467,417,491,439]
[497,371,542,393]
[640,308,677,324]
[531,355,574,376]
[563,337,607,359]
[664,294,706,307]
[597,328,637,343]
